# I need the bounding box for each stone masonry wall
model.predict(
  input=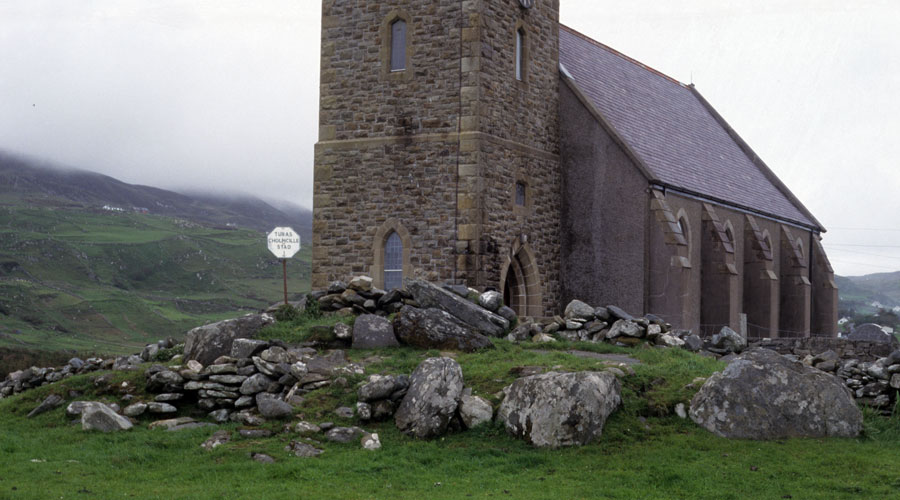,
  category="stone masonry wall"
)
[313,1,466,288]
